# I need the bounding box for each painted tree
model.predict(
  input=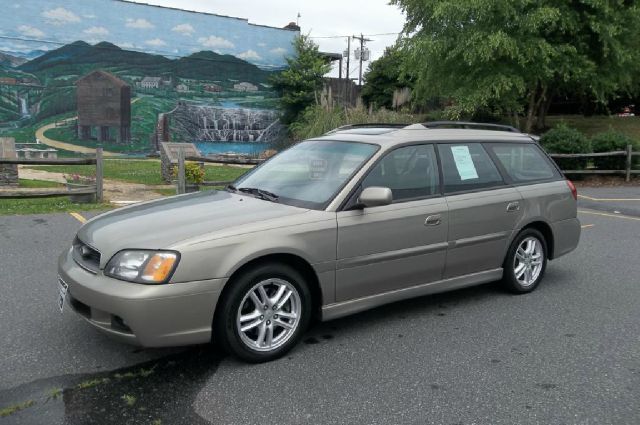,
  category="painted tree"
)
[270,35,331,125]
[392,0,640,131]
